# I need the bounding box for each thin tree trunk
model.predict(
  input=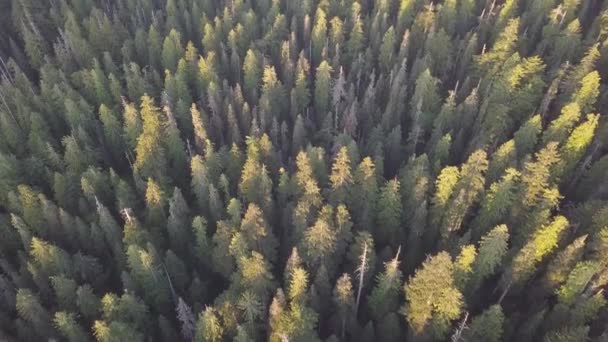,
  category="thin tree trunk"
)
[355,242,368,316]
